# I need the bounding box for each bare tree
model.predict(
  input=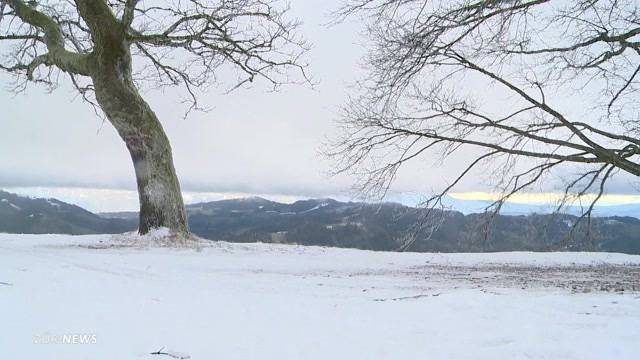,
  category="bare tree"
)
[330,0,640,248]
[0,0,308,238]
